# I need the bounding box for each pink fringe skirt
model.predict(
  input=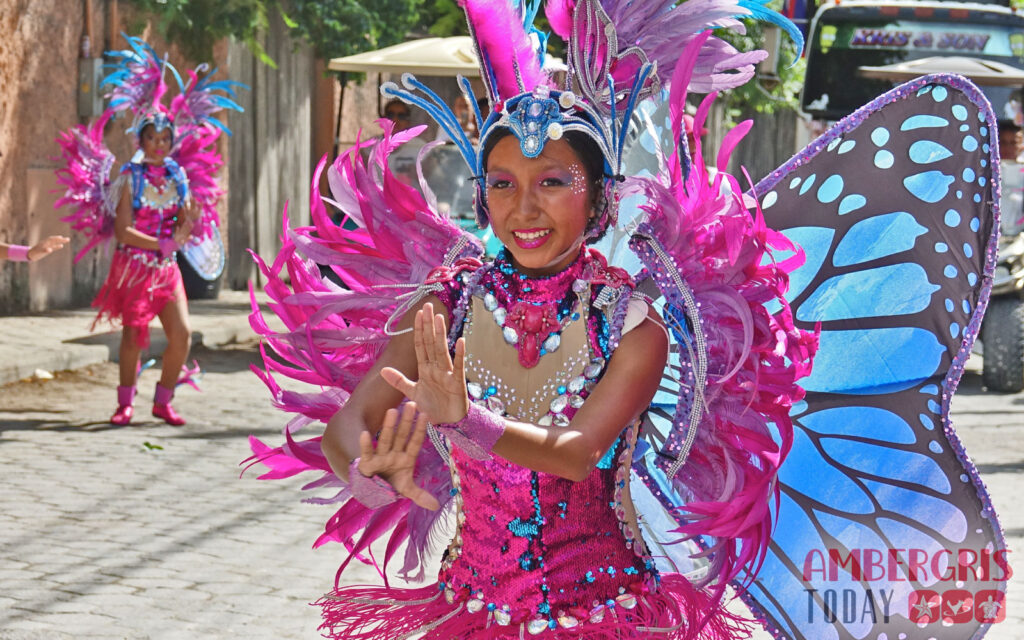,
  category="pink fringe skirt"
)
[315,573,752,639]
[91,248,182,349]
